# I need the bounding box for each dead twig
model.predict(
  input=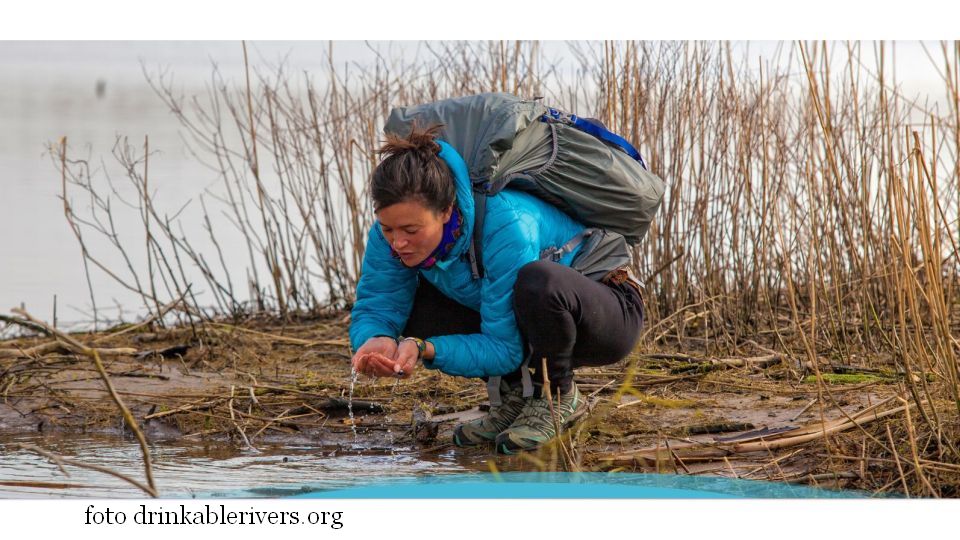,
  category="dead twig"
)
[9,308,157,496]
